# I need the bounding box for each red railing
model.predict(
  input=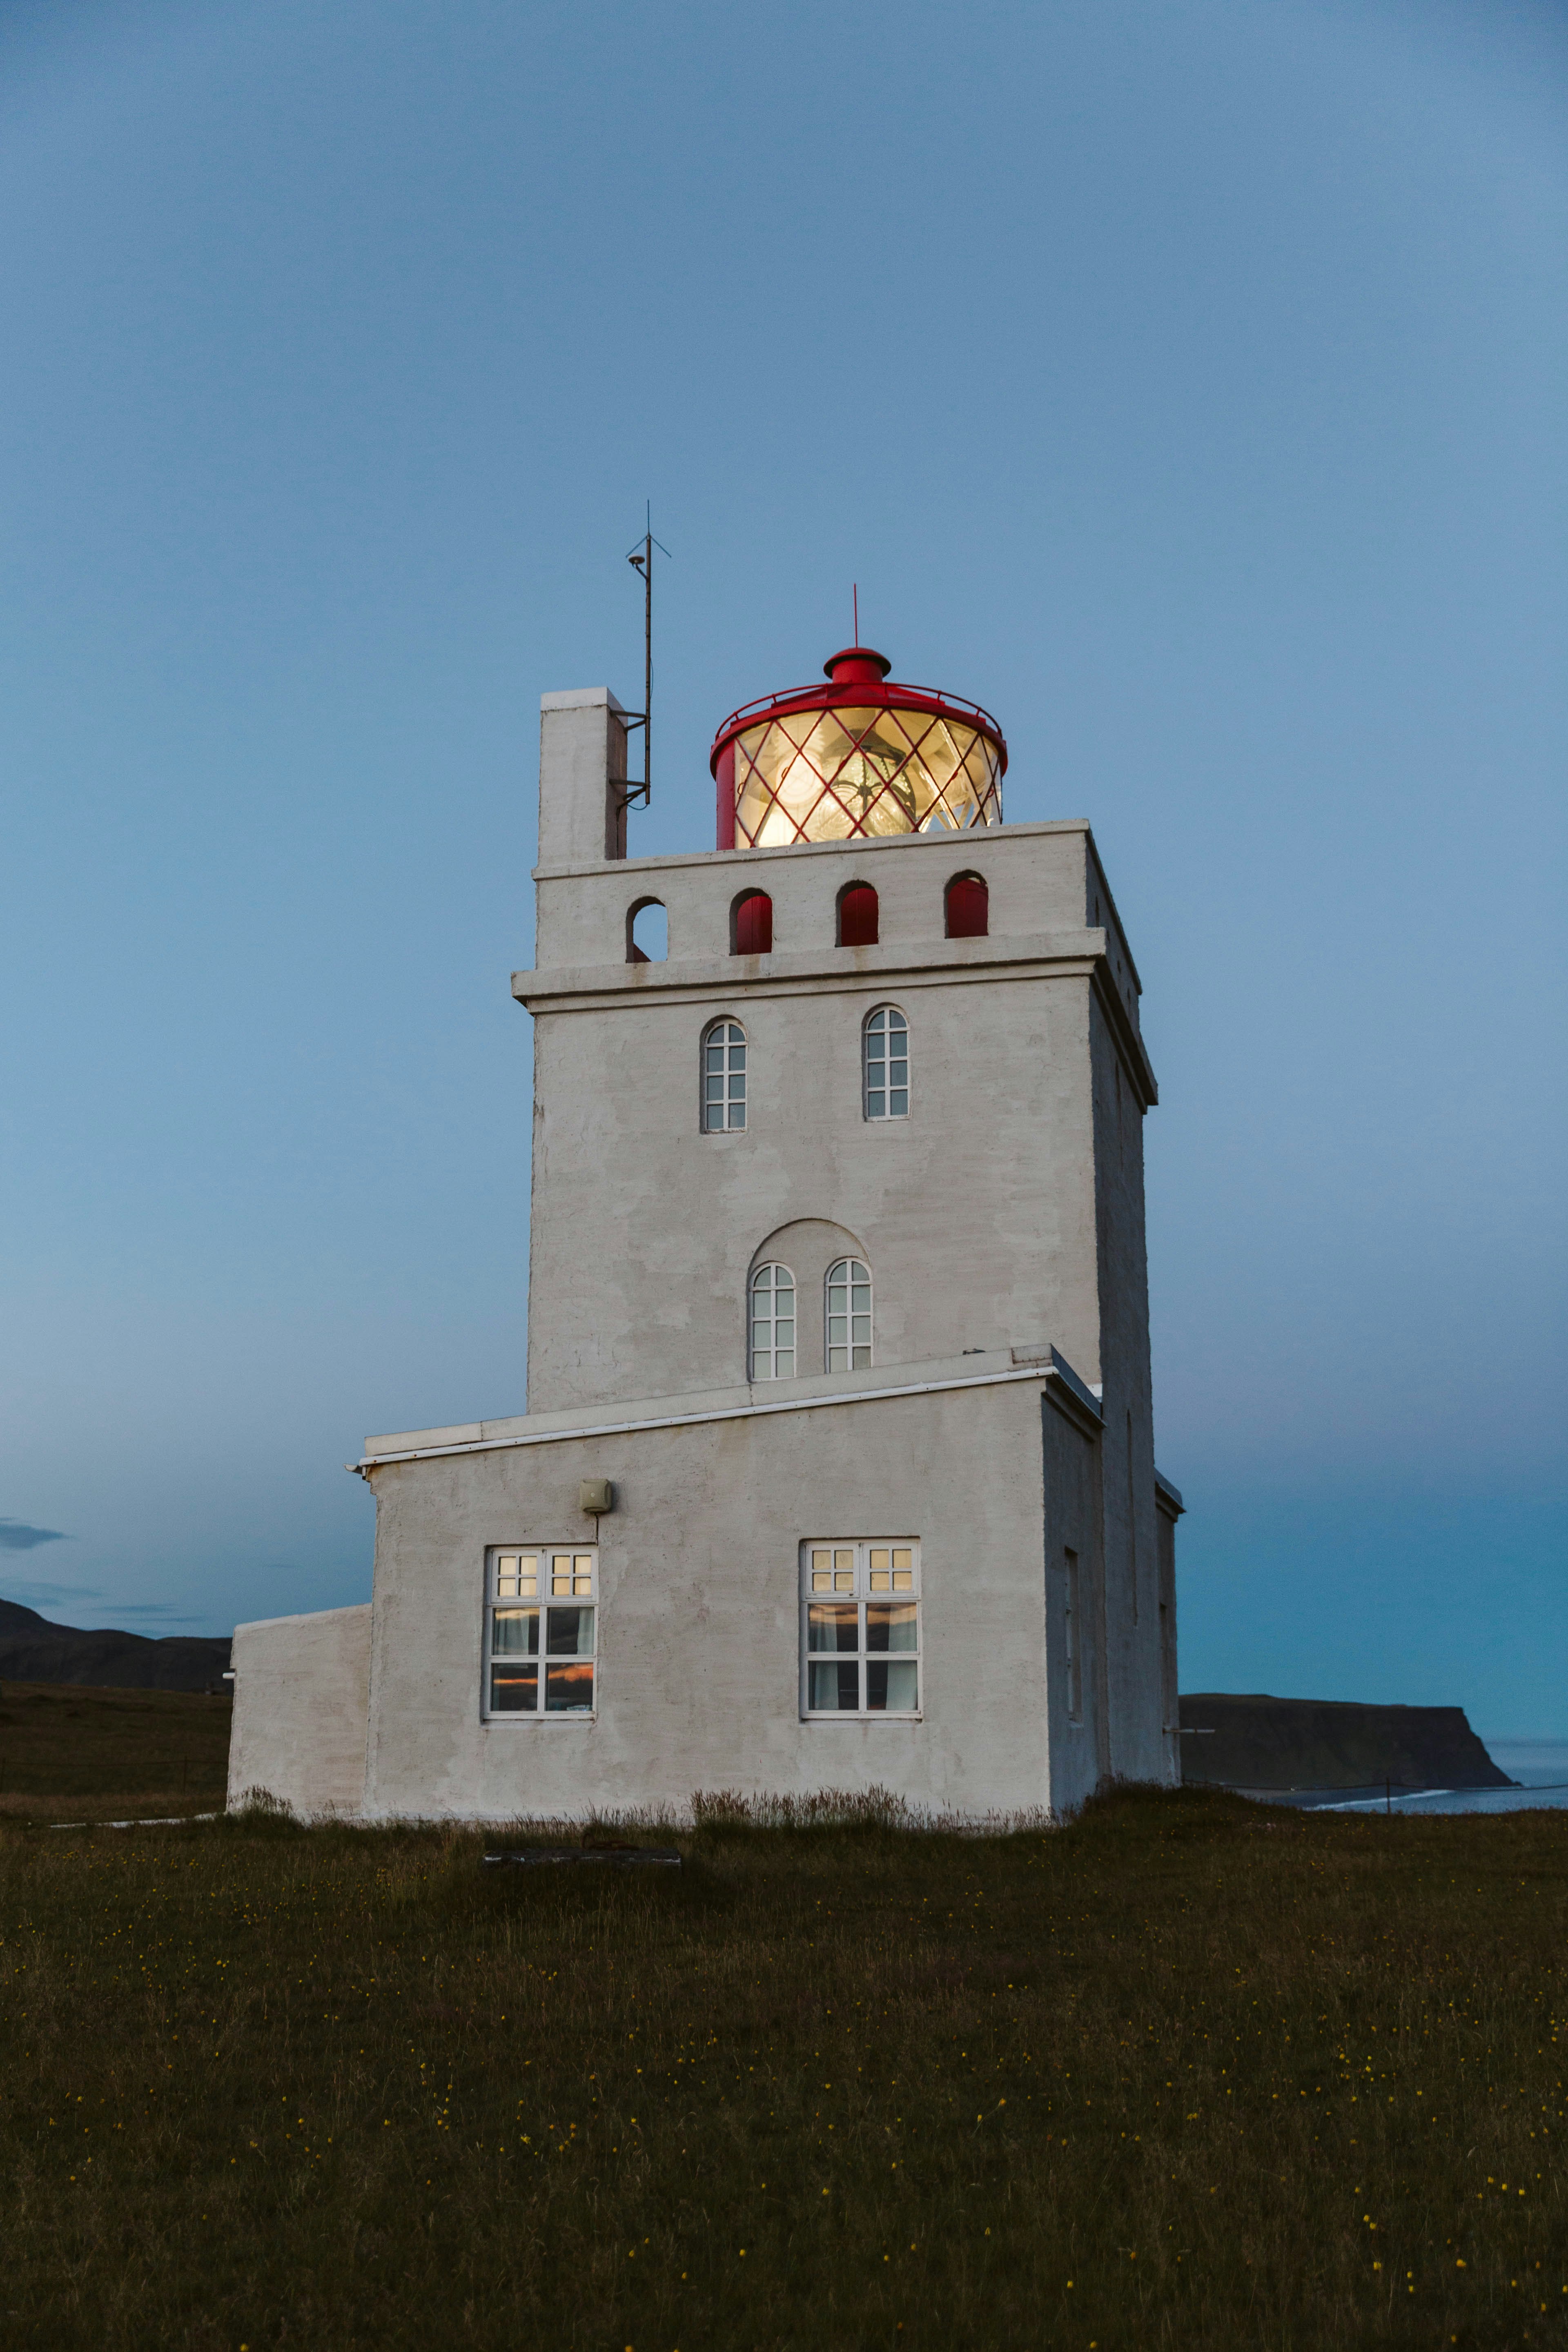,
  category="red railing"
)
[710,679,1007,771]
